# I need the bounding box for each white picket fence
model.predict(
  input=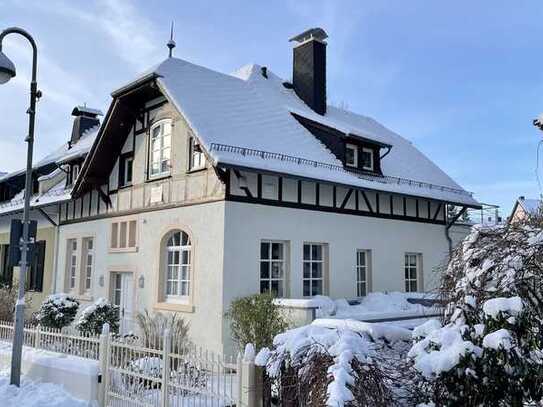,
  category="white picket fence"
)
[0,320,262,407]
